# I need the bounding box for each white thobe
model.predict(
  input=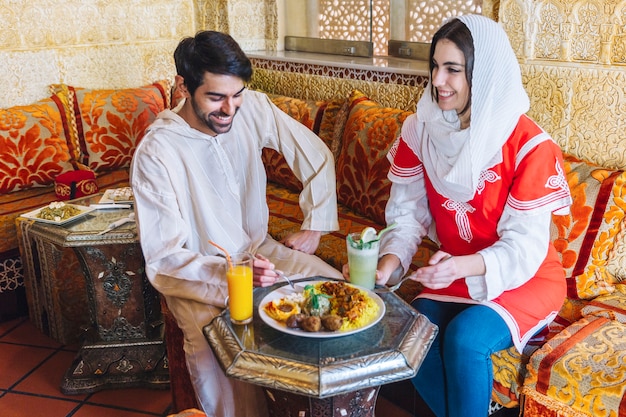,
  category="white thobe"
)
[130,90,342,417]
